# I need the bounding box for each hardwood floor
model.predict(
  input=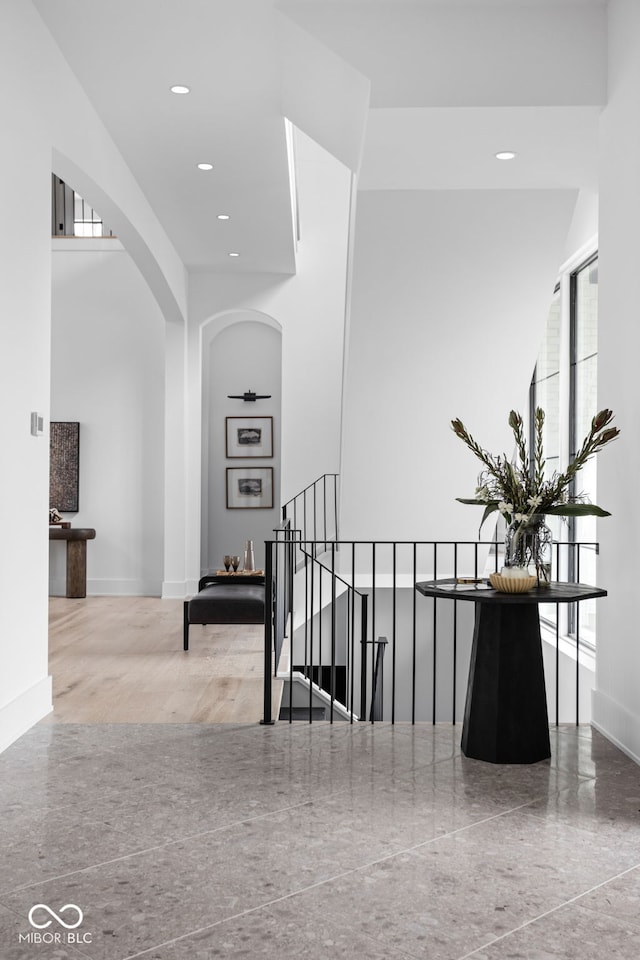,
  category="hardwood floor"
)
[47,597,280,723]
